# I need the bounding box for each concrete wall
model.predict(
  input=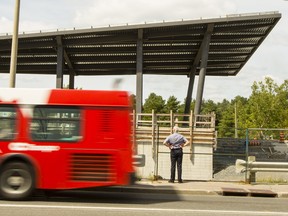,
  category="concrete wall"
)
[135,137,288,182]
[136,141,213,181]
